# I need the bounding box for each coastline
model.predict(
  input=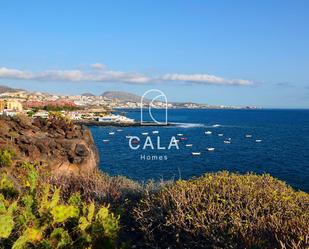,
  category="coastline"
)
[74,120,175,127]
[1,112,308,249]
